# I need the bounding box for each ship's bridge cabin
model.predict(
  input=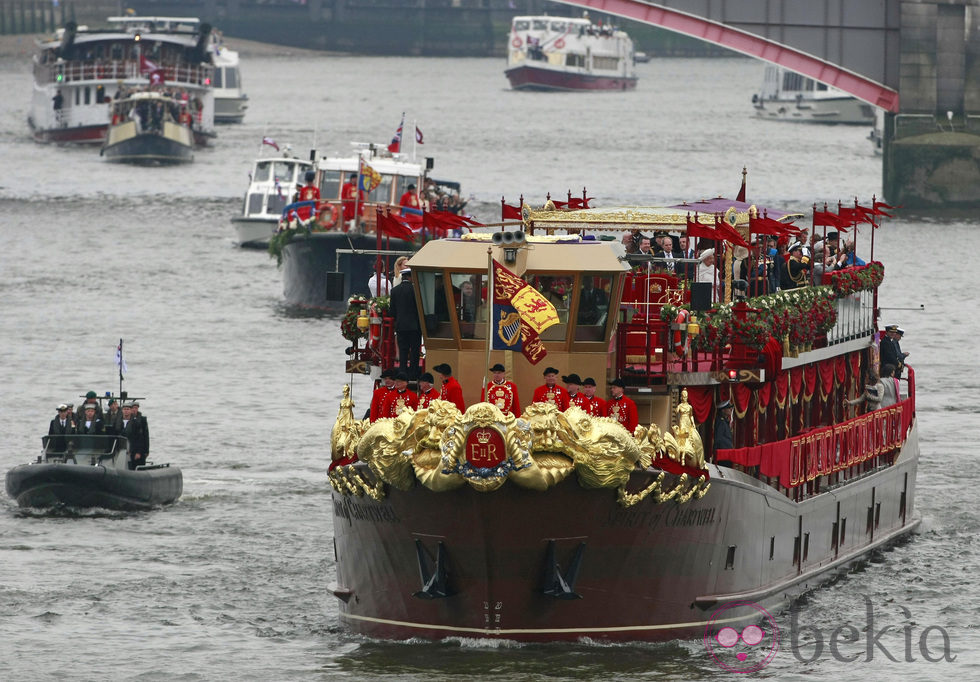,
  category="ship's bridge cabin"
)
[406,233,630,410]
